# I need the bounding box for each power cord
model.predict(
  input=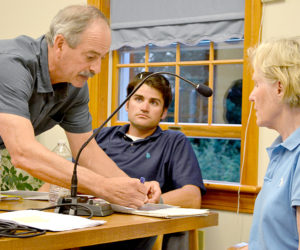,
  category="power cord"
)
[0,219,46,238]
